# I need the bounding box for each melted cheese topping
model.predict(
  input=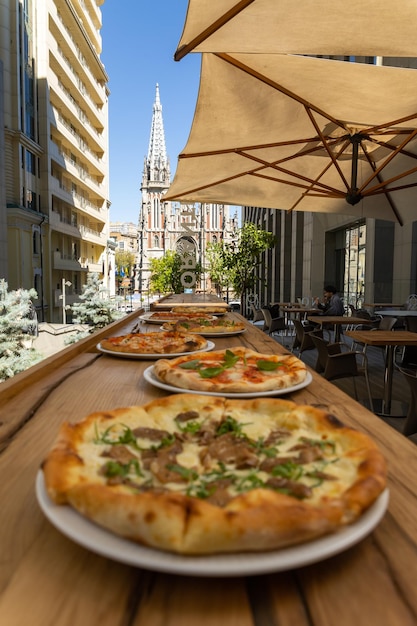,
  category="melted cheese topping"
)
[76,404,361,507]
